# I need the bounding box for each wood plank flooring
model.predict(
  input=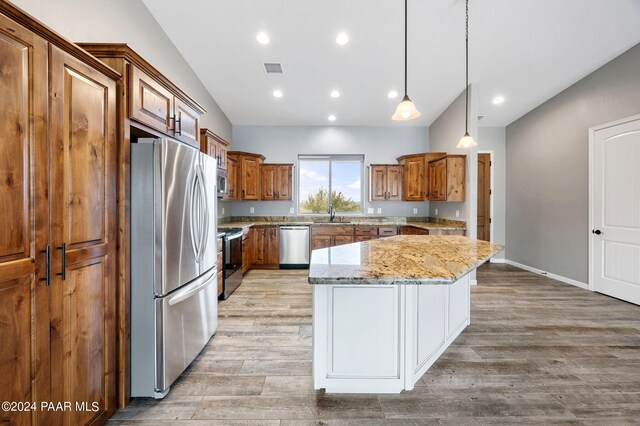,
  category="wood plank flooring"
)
[109,264,640,425]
